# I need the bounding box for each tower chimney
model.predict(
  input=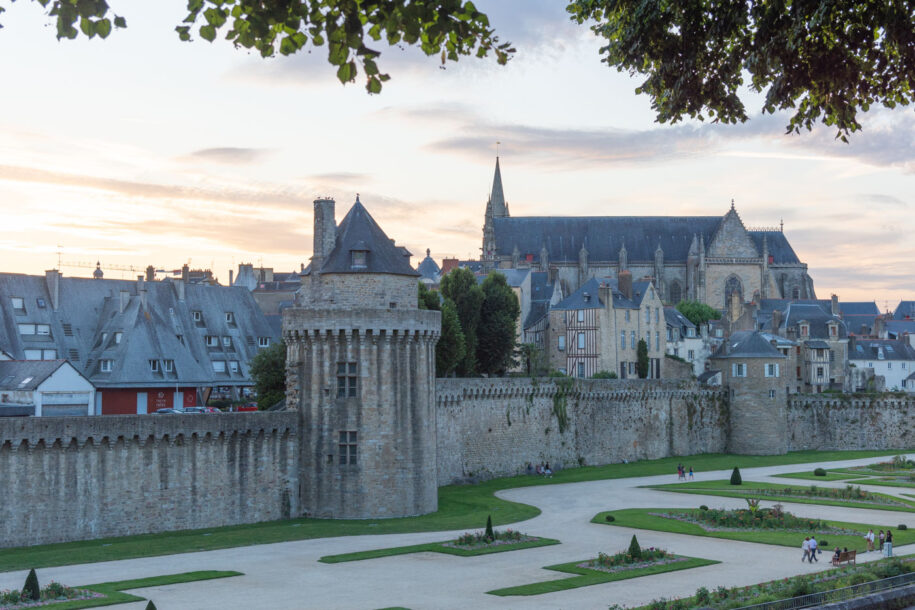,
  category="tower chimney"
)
[44,269,60,311]
[181,264,189,284]
[145,265,155,282]
[831,294,839,317]
[312,197,337,273]
[619,270,633,300]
